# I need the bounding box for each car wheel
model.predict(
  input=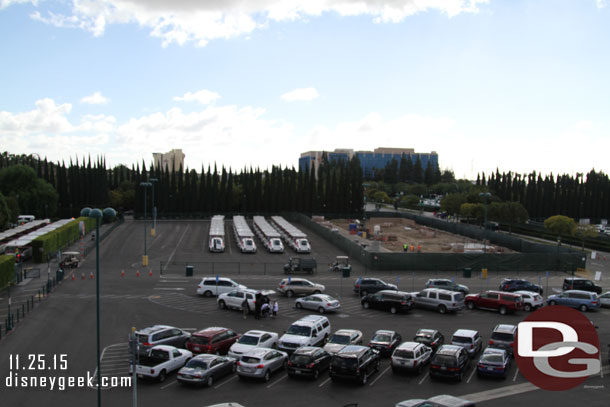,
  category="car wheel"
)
[158,370,167,383]
[206,375,214,387]
[218,300,226,309]
[361,290,368,297]
[549,300,557,306]
[375,361,380,372]
[579,304,588,312]
[390,306,397,314]
[499,306,507,315]
[286,290,294,298]
[524,303,532,312]
[264,370,270,382]
[313,368,319,380]
[362,302,370,309]
[318,307,325,314]
[204,291,213,298]
[457,370,463,382]
[231,363,237,373]
[360,373,368,385]
[466,301,475,310]
[438,304,447,314]
[313,290,321,294]
[296,302,302,309]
